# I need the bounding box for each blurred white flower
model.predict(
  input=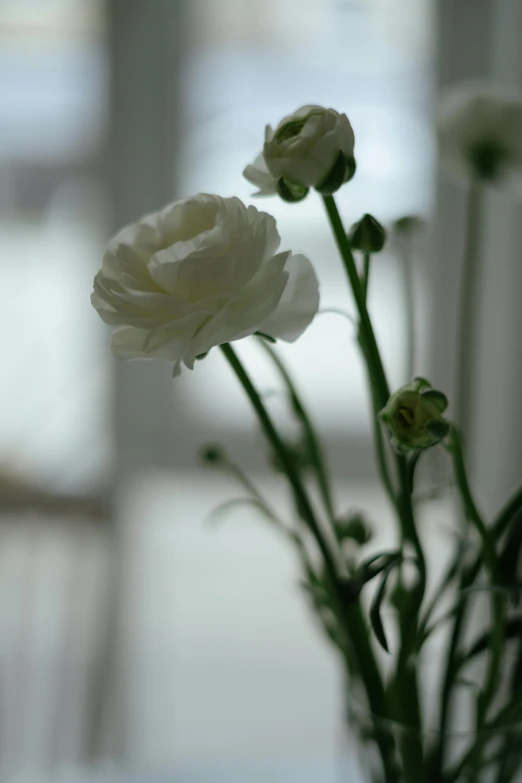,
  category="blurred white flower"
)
[438,81,522,193]
[243,105,355,199]
[91,193,319,376]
